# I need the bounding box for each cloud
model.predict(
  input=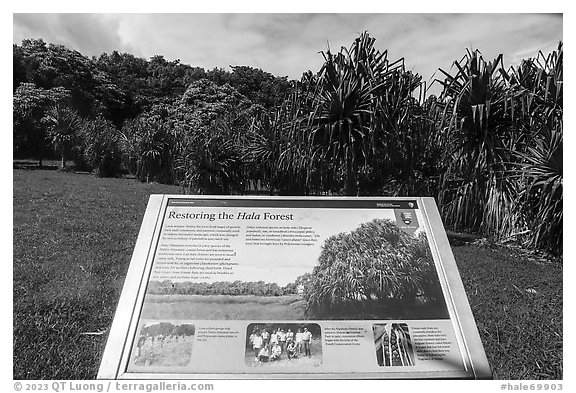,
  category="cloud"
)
[13,14,140,57]
[13,13,562,86]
